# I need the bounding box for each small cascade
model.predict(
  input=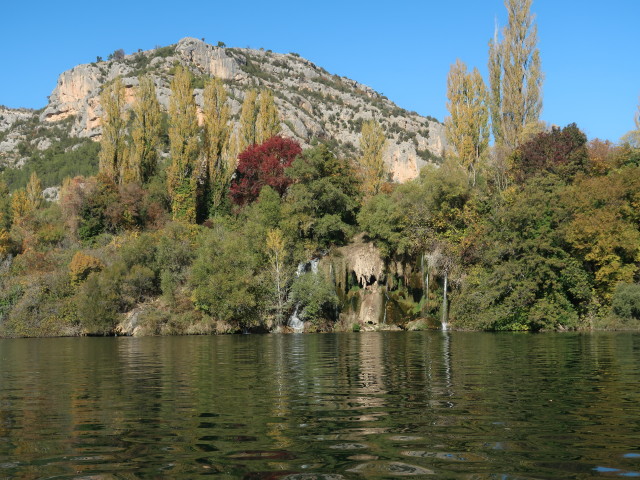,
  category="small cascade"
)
[288,305,305,333]
[382,288,389,324]
[441,270,449,331]
[296,262,306,276]
[288,257,321,333]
